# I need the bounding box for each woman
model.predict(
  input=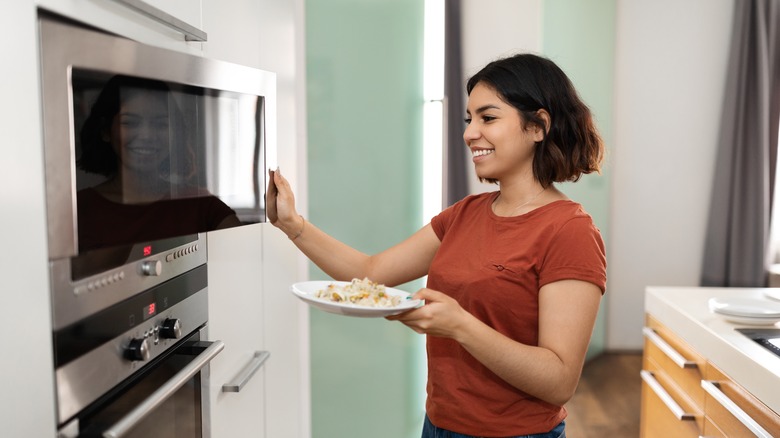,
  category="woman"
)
[267,53,606,438]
